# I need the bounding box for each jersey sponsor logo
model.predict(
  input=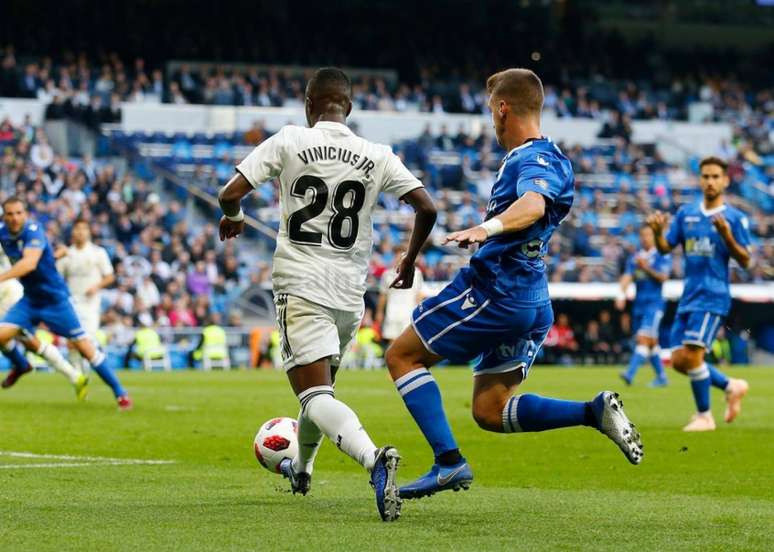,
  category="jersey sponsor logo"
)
[536,155,549,167]
[461,295,477,310]
[685,216,701,223]
[521,239,543,258]
[685,237,715,257]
